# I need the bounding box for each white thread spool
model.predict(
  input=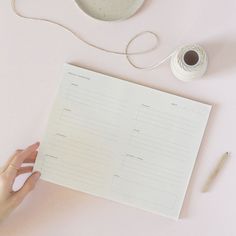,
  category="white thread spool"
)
[170,45,208,82]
